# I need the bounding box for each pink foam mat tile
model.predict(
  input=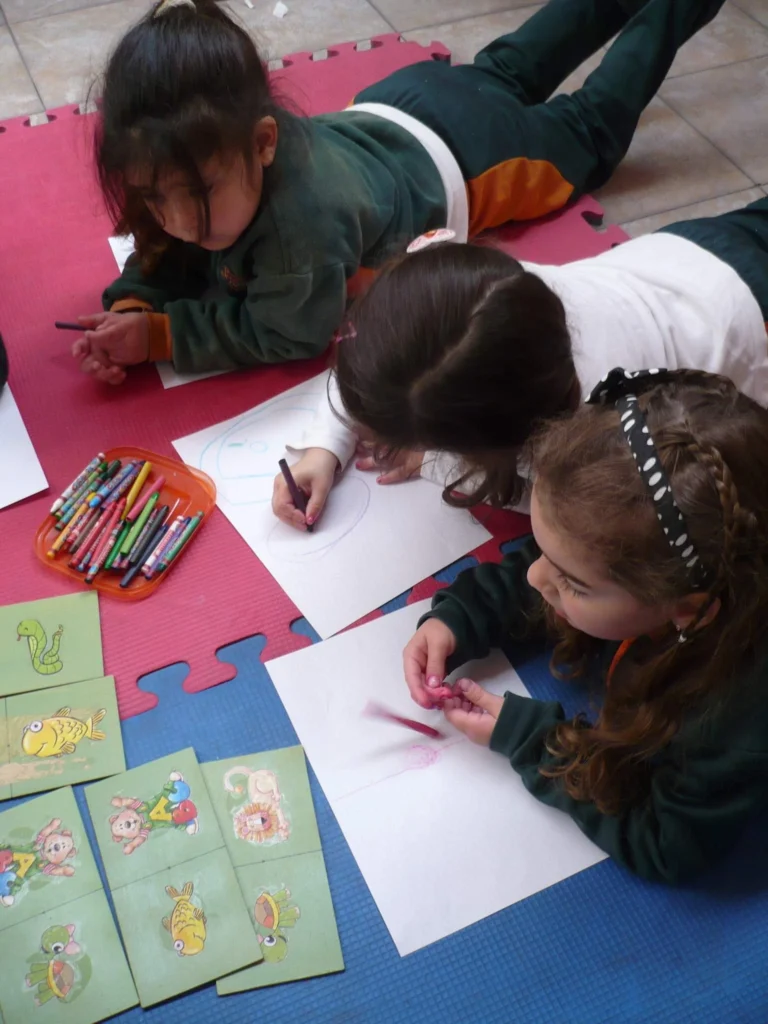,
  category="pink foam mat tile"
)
[0,38,621,719]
